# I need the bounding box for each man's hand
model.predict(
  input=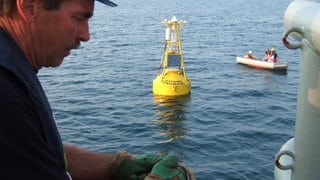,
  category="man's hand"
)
[107,151,194,180]
[118,153,165,179]
[145,154,187,180]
